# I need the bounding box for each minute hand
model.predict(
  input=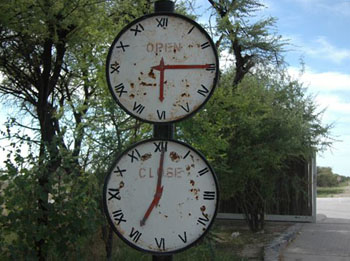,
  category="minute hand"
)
[163,64,211,70]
